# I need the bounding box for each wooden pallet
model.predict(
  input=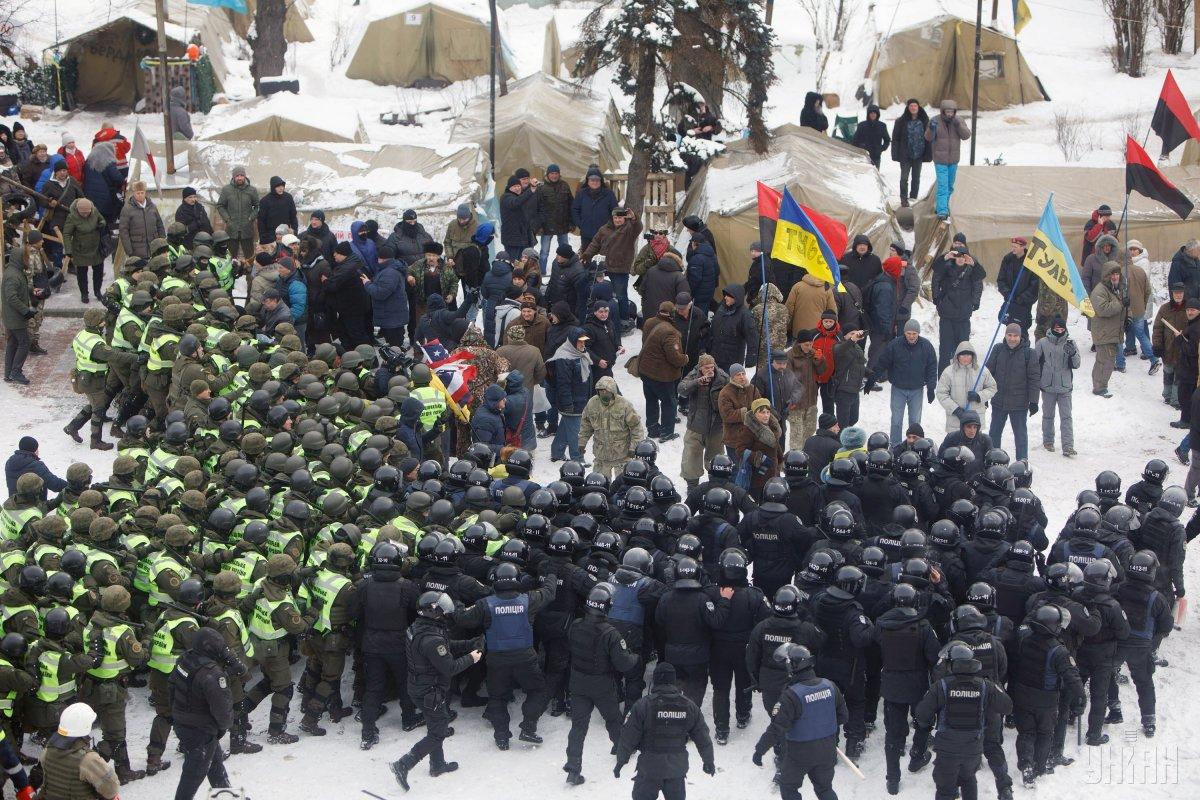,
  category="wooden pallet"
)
[606,172,680,231]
